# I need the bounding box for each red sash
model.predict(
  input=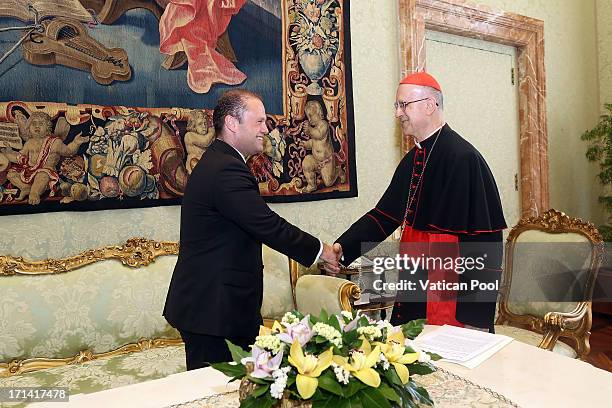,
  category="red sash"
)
[400,226,463,327]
